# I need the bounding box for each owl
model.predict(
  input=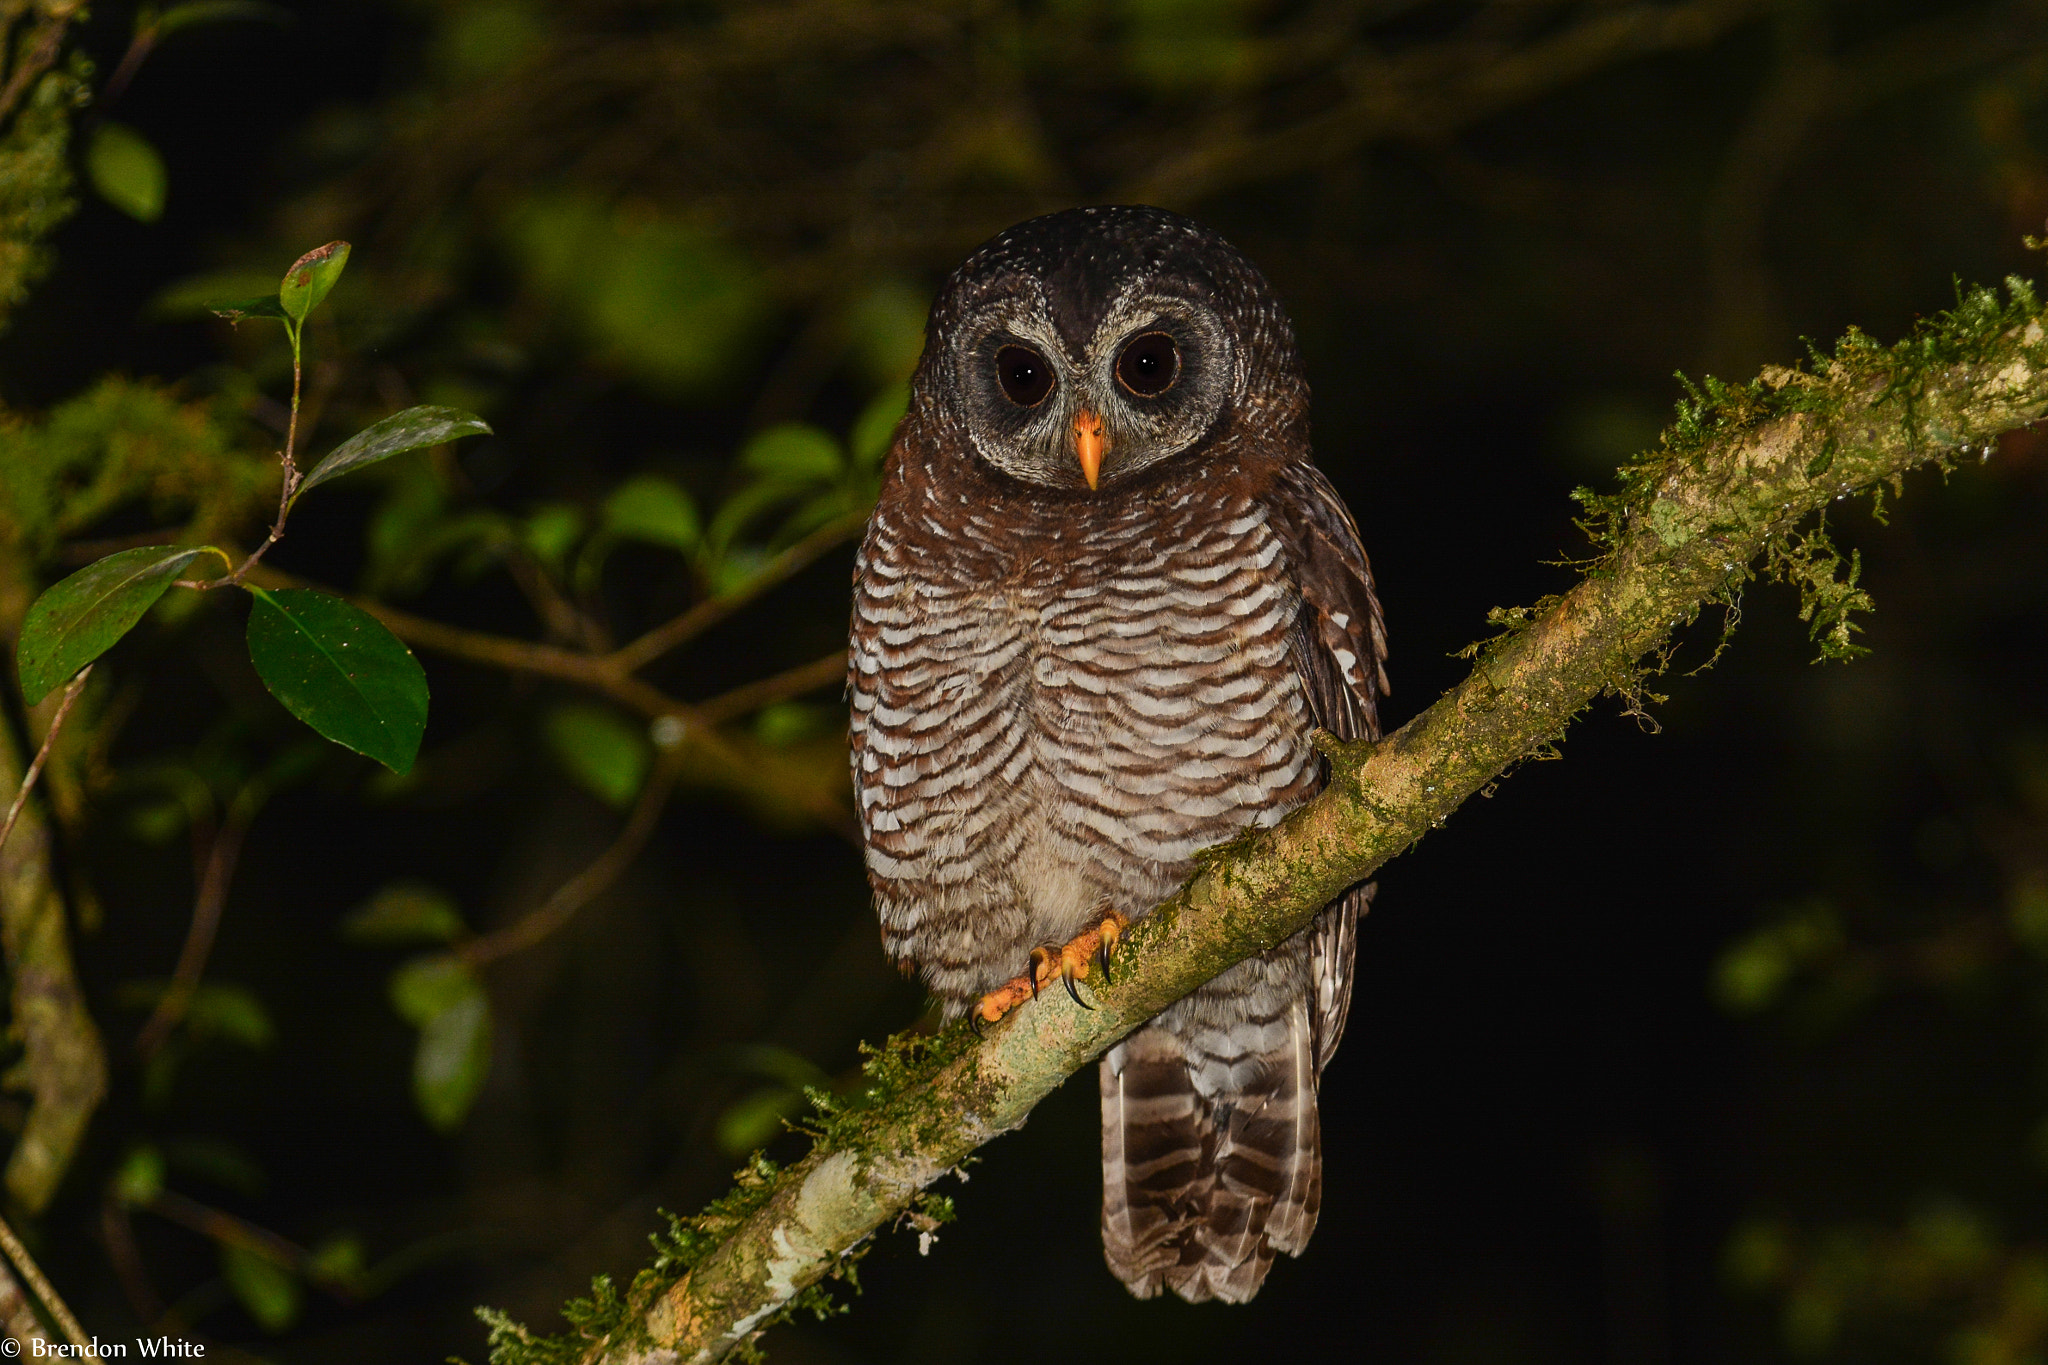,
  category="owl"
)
[848,206,1387,1303]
